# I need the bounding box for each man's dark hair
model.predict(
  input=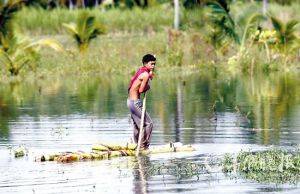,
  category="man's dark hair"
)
[142,54,156,64]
